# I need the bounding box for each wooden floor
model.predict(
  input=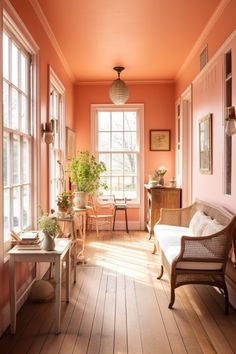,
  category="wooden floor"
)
[1,231,236,354]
